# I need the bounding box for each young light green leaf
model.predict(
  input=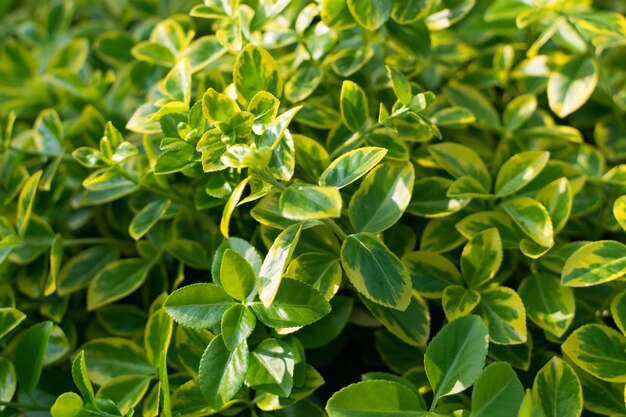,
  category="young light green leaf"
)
[221,304,256,351]
[164,283,235,329]
[532,357,582,417]
[221,249,257,302]
[386,66,412,106]
[321,0,357,29]
[252,279,331,328]
[495,151,550,197]
[518,273,575,337]
[424,315,489,406]
[96,375,151,415]
[212,237,263,287]
[72,351,95,404]
[501,197,554,248]
[233,44,283,105]
[461,228,503,288]
[341,232,412,310]
[408,177,471,217]
[561,240,626,287]
[471,362,524,417]
[245,338,295,397]
[220,177,249,239]
[326,380,425,417]
[562,324,626,382]
[340,80,368,132]
[248,91,280,135]
[319,147,387,188]
[129,199,171,240]
[198,334,248,409]
[547,56,598,118]
[87,259,153,311]
[279,184,342,220]
[258,224,302,307]
[51,392,83,417]
[349,161,414,234]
